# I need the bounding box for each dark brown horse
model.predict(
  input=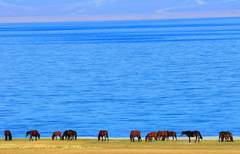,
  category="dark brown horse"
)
[145,132,157,142]
[181,131,202,143]
[219,131,233,142]
[26,130,40,141]
[130,130,141,142]
[156,131,168,141]
[52,131,62,140]
[61,130,77,140]
[167,131,177,140]
[98,130,109,141]
[4,130,12,141]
